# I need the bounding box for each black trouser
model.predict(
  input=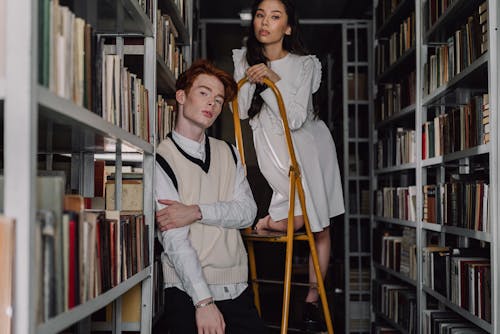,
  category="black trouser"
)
[160,287,268,334]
